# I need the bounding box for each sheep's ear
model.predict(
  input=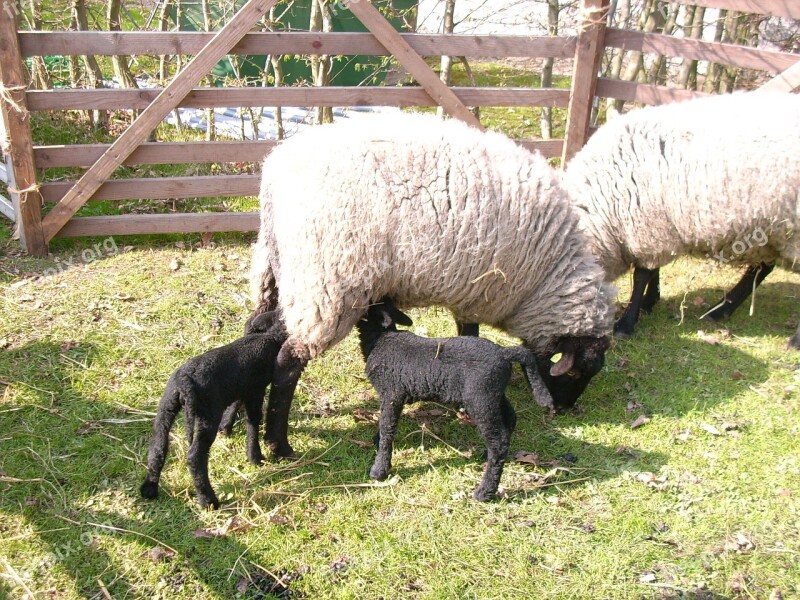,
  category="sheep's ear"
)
[549,338,576,377]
